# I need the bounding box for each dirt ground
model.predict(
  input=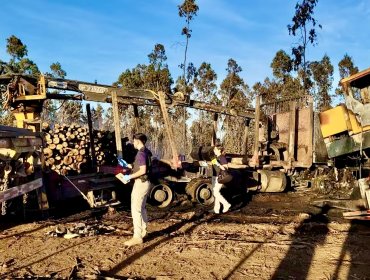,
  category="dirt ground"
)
[1,188,370,280]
